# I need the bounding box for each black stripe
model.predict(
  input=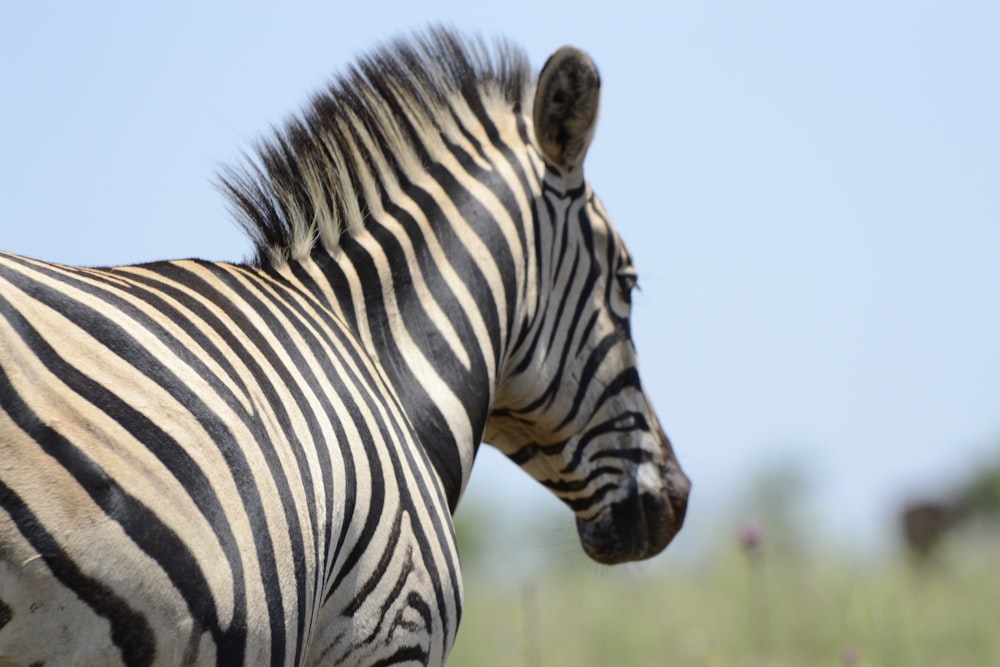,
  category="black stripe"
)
[137,261,327,665]
[326,396,387,598]
[560,375,646,477]
[304,294,460,648]
[0,280,250,662]
[0,477,156,666]
[338,232,467,512]
[512,199,603,416]
[156,260,461,651]
[0,259,314,663]
[345,508,404,618]
[554,332,631,432]
[540,465,624,494]
[511,190,562,376]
